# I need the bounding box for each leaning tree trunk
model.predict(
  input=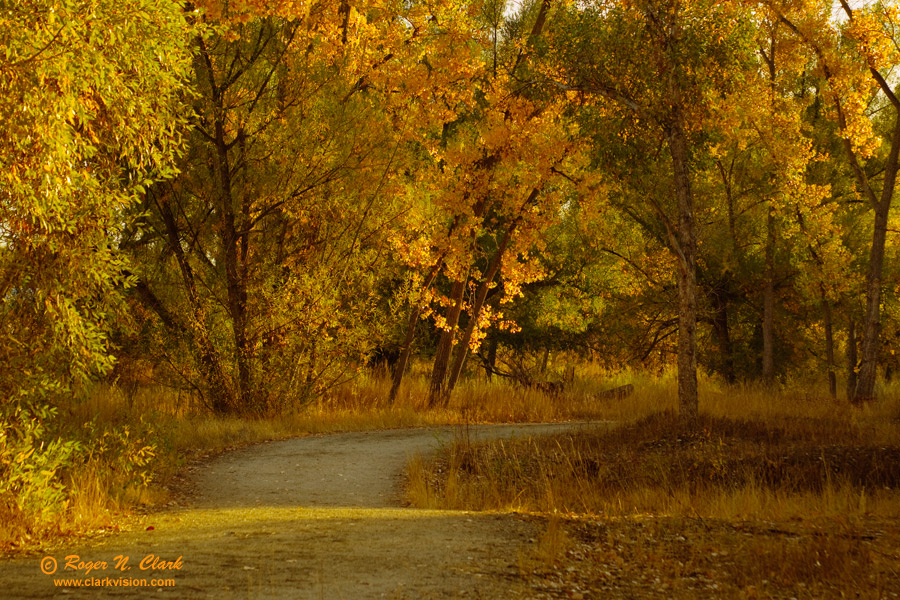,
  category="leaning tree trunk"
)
[445,215,521,398]
[428,277,467,406]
